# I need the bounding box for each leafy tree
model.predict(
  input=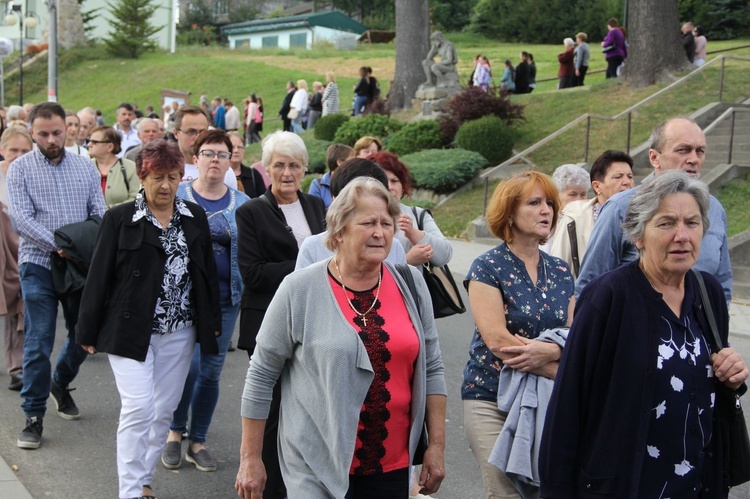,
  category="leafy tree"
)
[78,0,101,39]
[103,0,162,58]
[431,0,478,32]
[332,0,394,22]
